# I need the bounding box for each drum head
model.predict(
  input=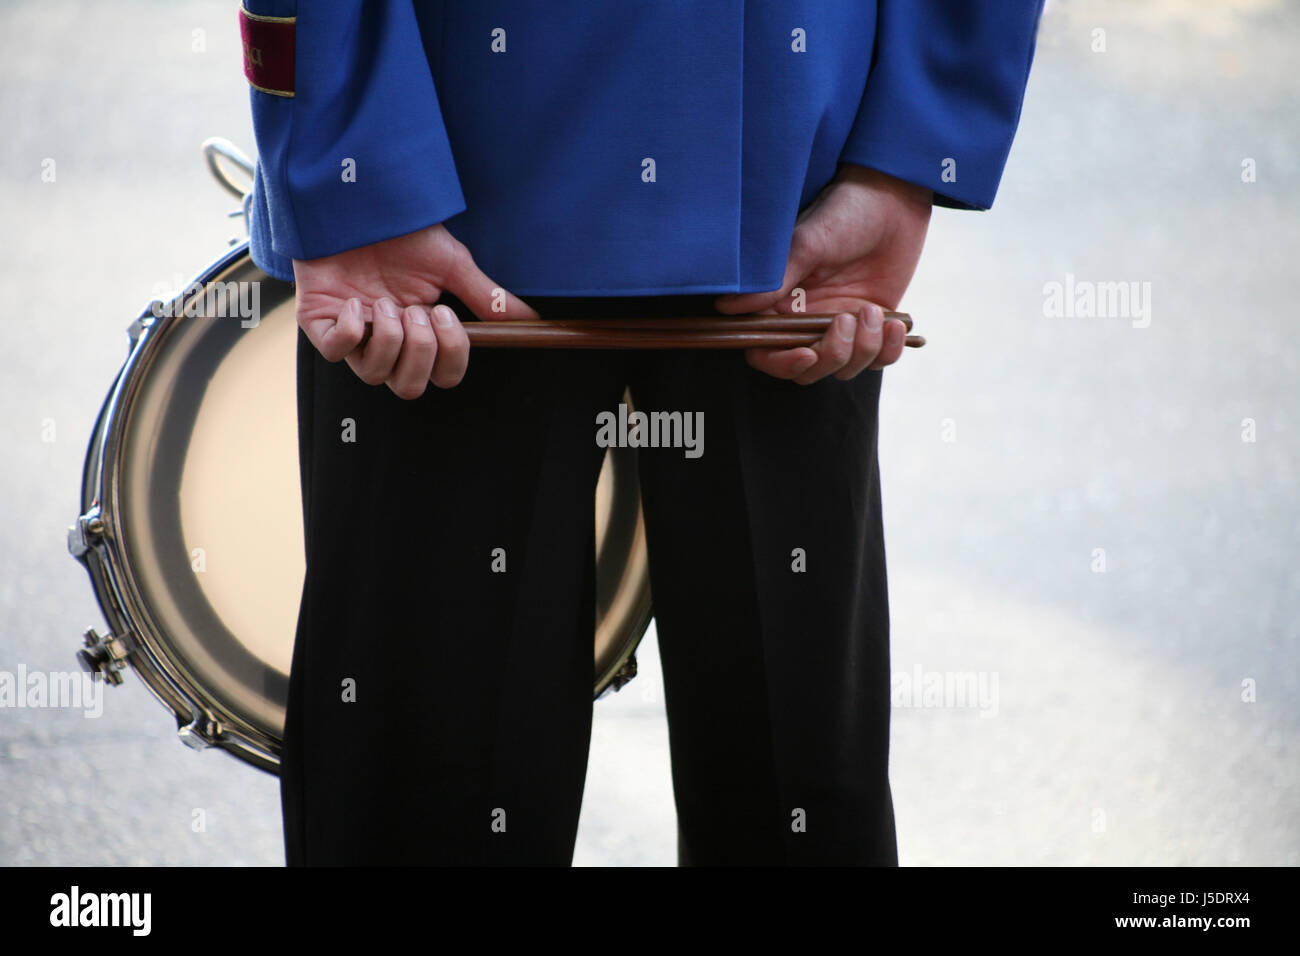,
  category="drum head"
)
[80,246,651,771]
